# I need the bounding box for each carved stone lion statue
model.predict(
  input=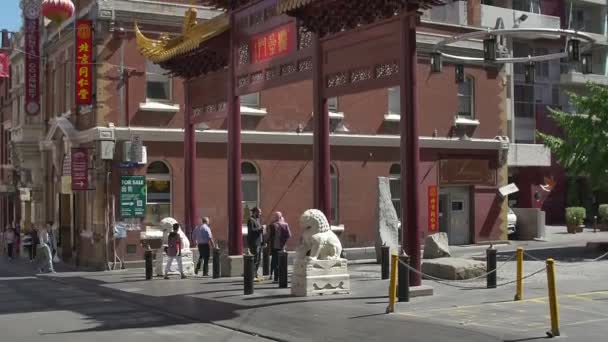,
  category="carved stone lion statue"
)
[159,217,191,254]
[295,209,343,261]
